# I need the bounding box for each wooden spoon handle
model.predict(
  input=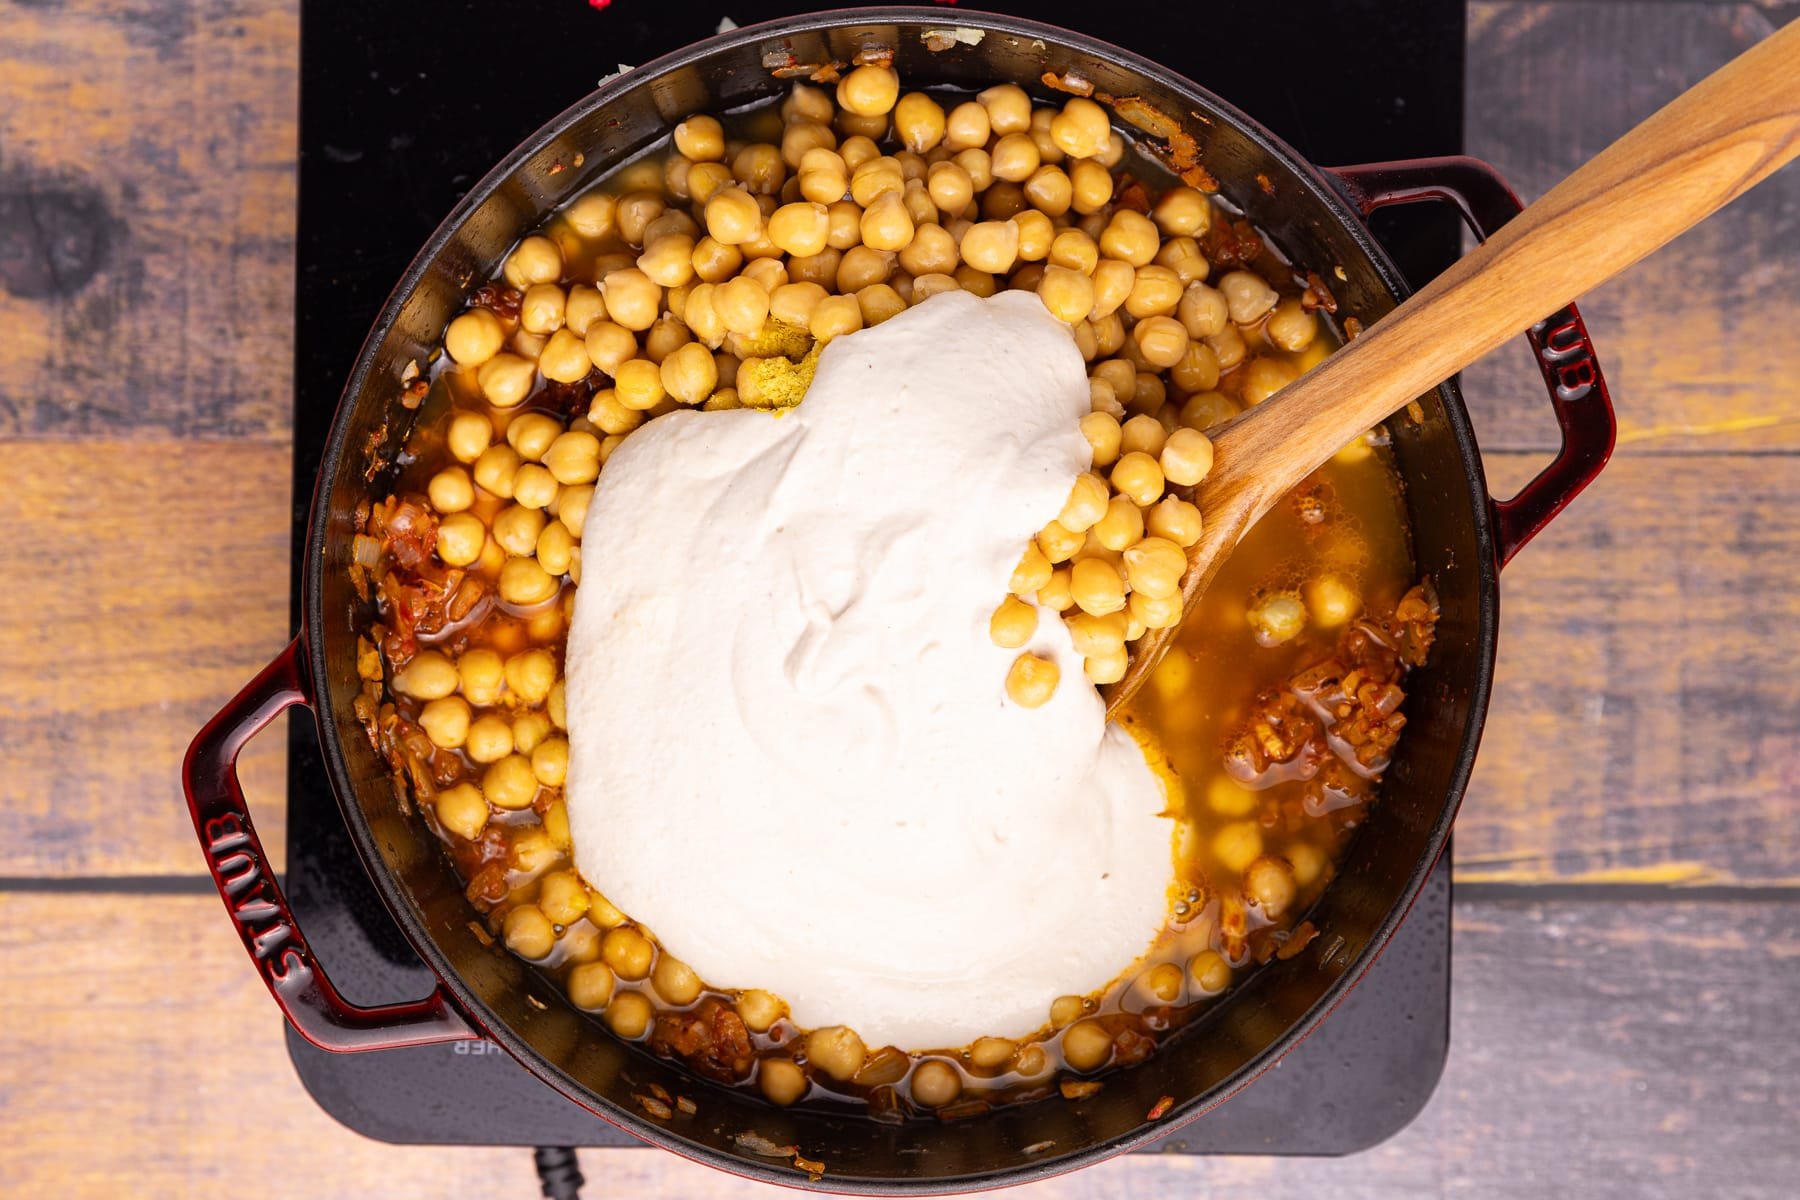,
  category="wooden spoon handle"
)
[1104,20,1800,717]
